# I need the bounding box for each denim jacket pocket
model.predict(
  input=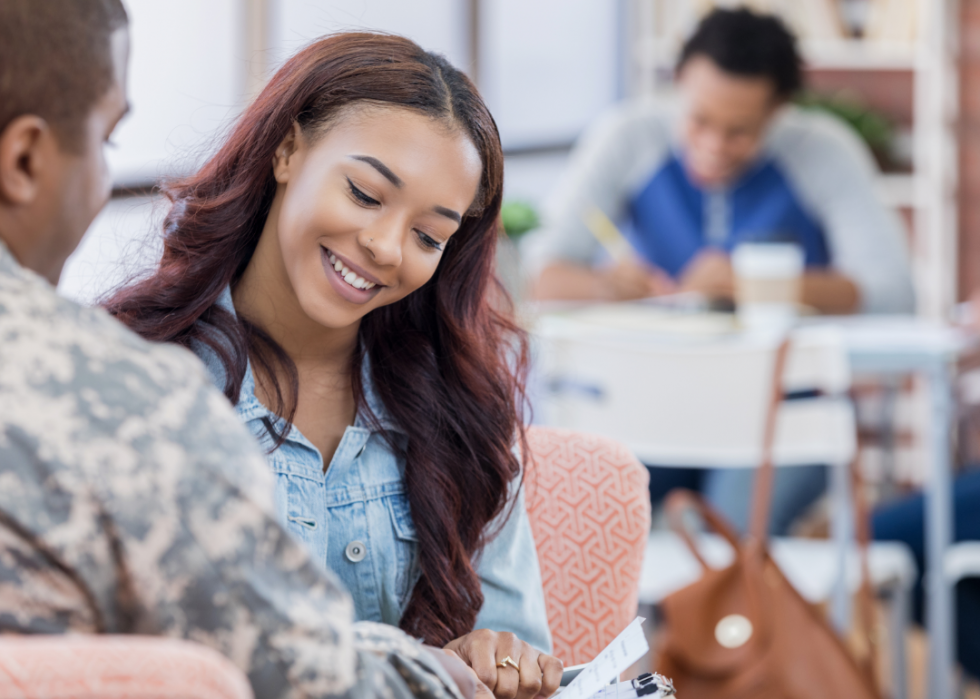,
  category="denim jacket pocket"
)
[386,494,420,607]
[275,471,327,565]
